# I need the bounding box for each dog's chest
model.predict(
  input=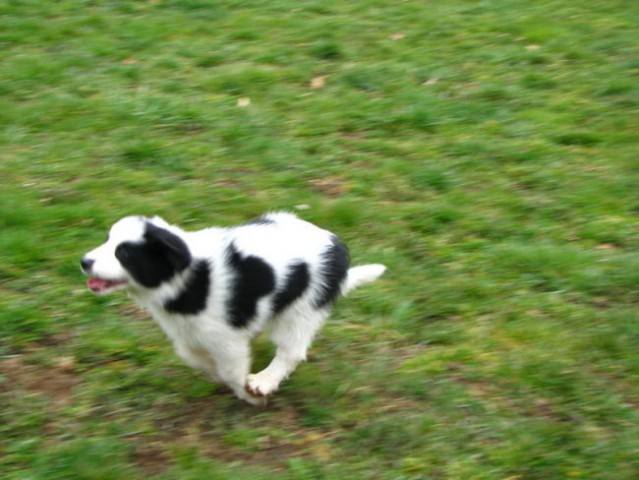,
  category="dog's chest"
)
[152,309,210,348]
[133,294,212,348]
